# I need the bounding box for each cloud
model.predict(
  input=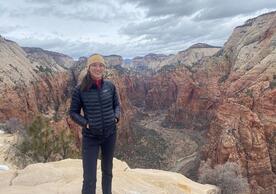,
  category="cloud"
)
[121,14,228,45]
[119,0,276,20]
[5,34,132,59]
[118,0,200,17]
[0,25,27,34]
[0,6,5,17]
[1,0,275,59]
[25,0,98,4]
[9,0,138,22]
[193,0,276,20]
[119,8,276,57]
